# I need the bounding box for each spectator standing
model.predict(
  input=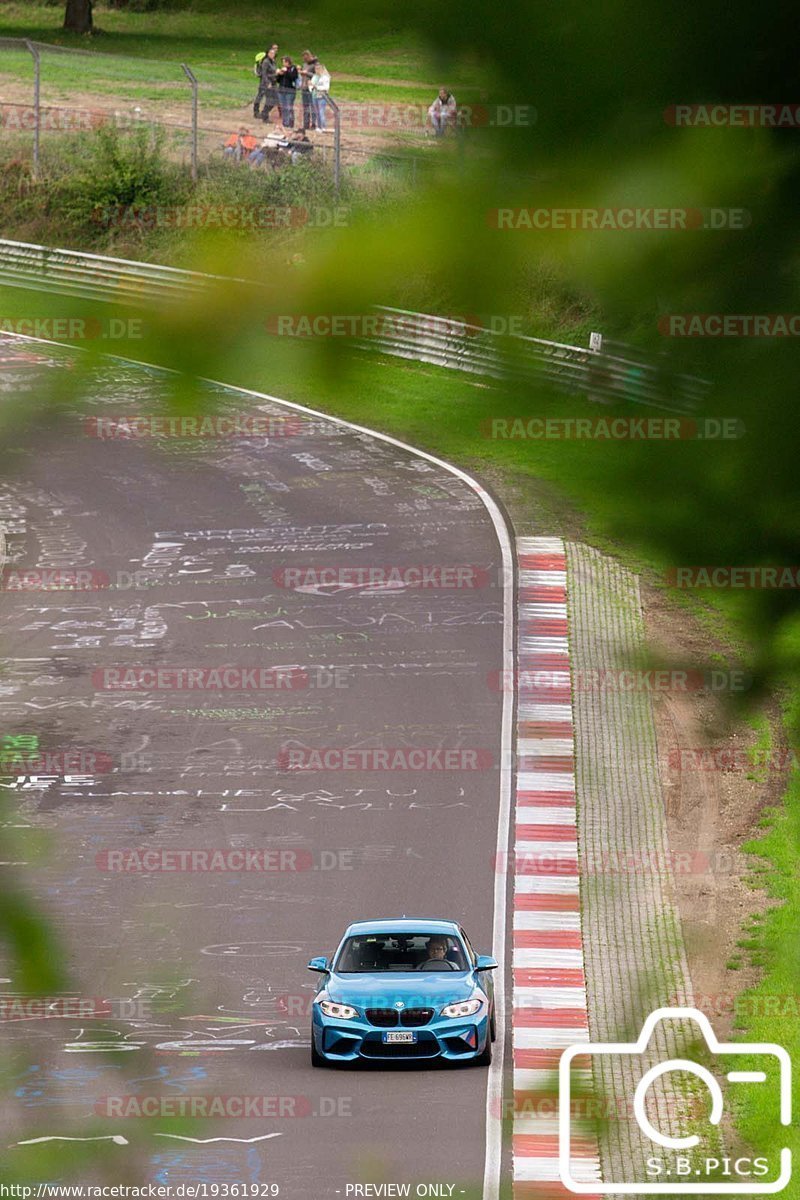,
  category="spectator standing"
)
[428,86,457,136]
[276,56,299,128]
[253,43,279,122]
[299,50,318,131]
[311,61,331,131]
